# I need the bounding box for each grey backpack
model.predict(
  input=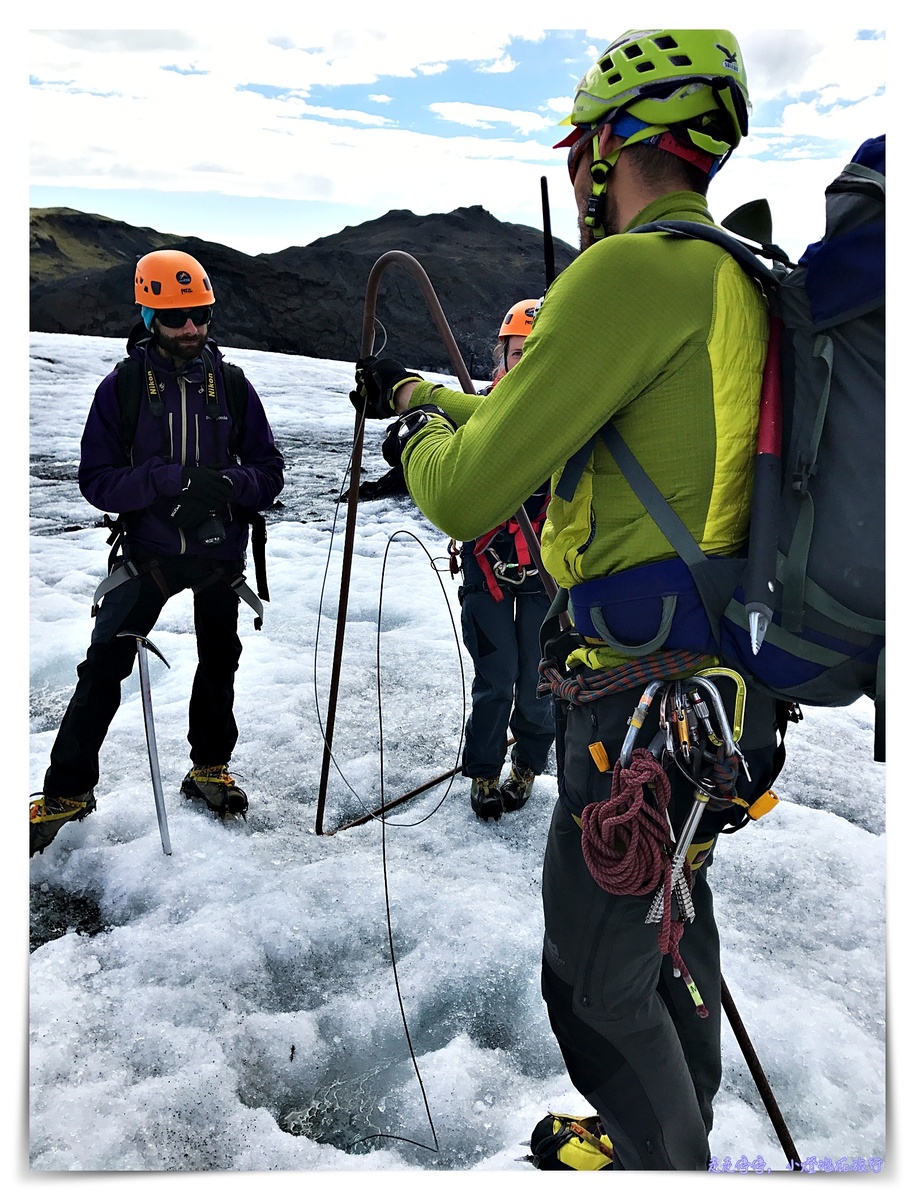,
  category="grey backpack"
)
[557,136,886,758]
